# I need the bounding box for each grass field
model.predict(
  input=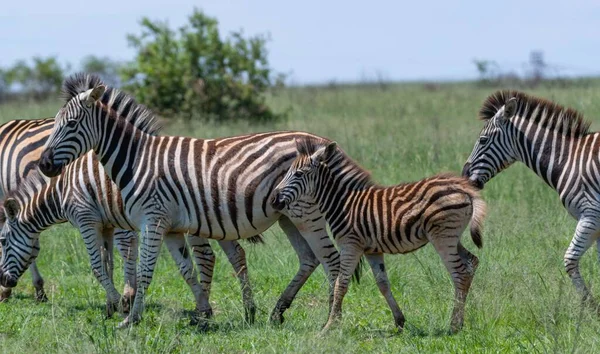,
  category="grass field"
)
[3,81,600,353]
